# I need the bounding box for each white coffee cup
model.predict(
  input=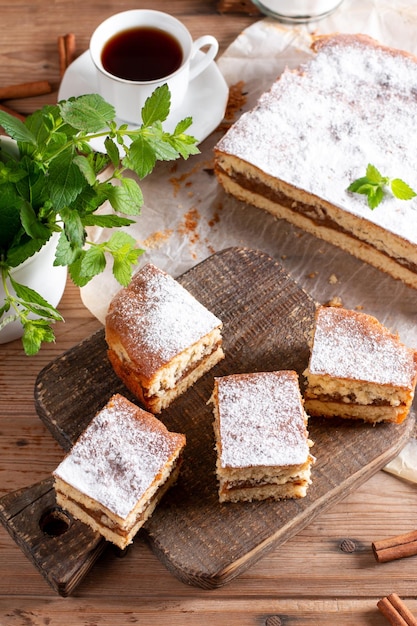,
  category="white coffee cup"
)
[90,10,219,124]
